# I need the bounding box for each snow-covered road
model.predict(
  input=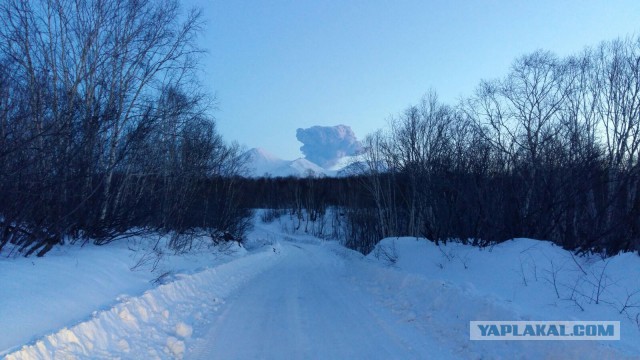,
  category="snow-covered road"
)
[188,242,442,359]
[6,223,637,359]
